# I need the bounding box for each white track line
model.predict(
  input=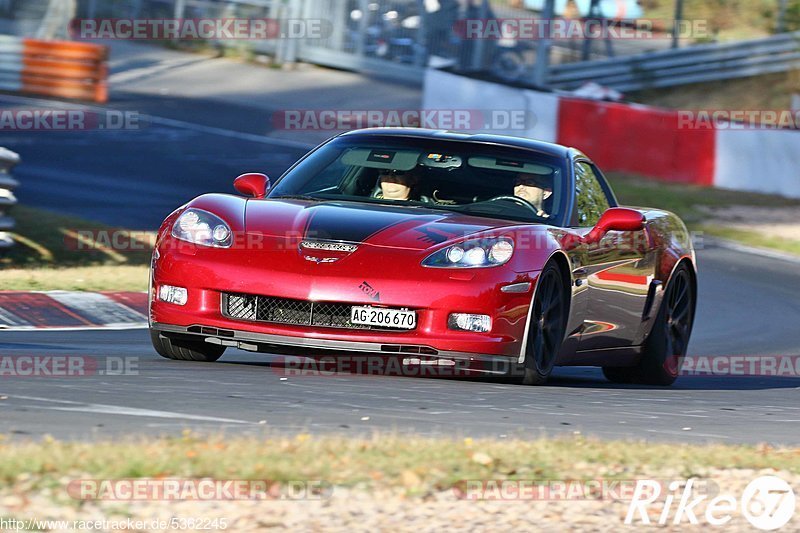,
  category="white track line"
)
[8,395,253,424]
[0,93,314,150]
